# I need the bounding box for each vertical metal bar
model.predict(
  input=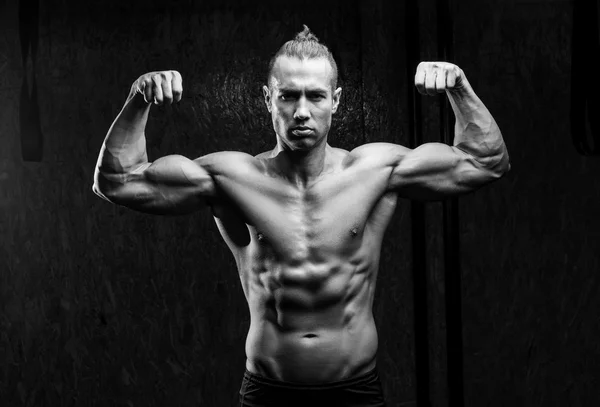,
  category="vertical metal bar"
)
[405,0,431,405]
[436,0,465,405]
[570,0,600,155]
[19,0,44,162]
[357,0,367,145]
